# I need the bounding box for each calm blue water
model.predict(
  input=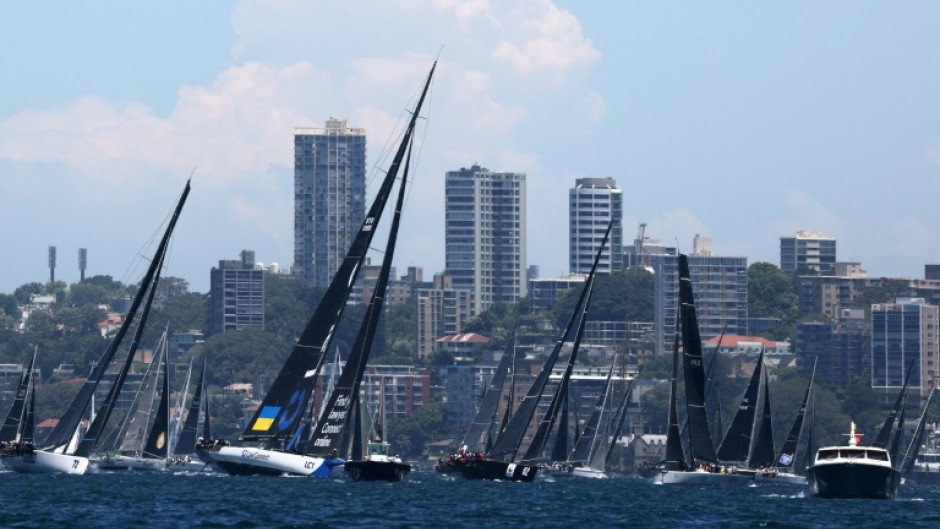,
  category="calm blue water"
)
[2,468,939,529]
